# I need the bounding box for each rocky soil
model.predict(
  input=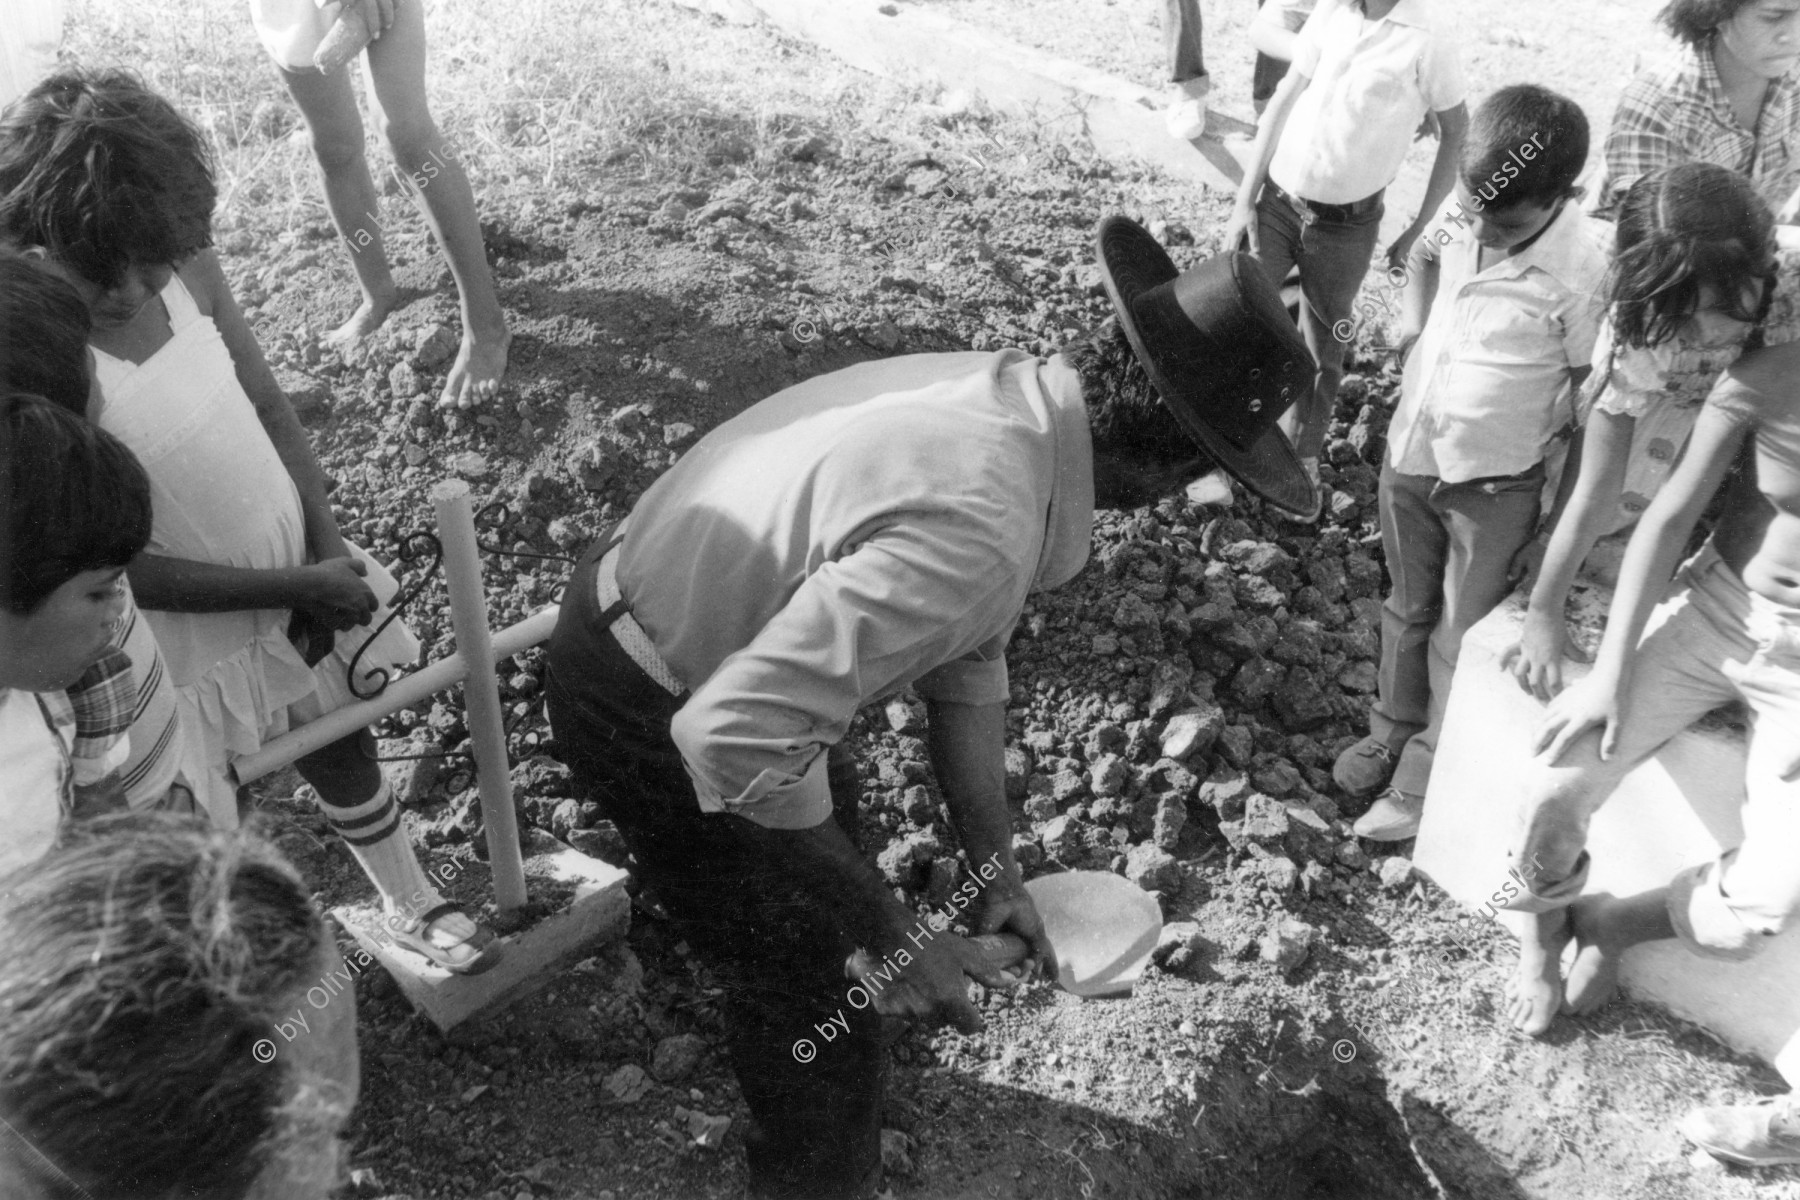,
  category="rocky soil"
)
[69,0,1800,1197]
